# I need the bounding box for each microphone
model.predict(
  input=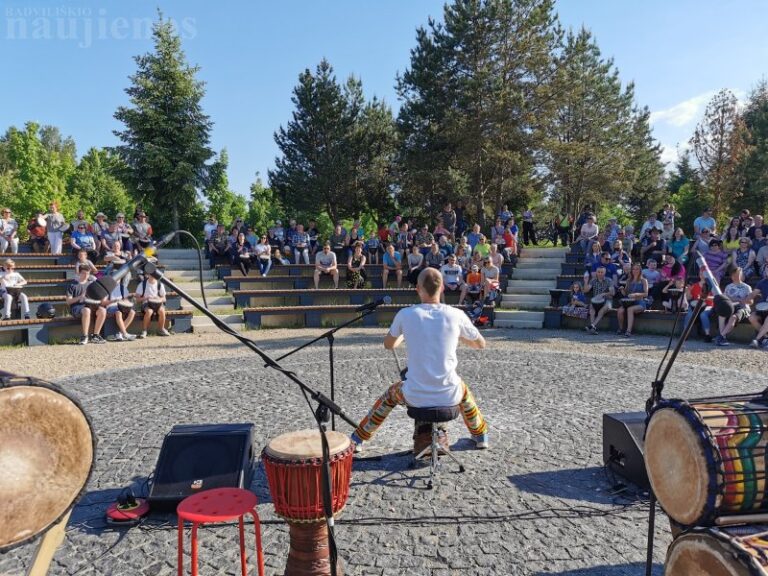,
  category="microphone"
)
[151,231,177,250]
[355,295,392,313]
